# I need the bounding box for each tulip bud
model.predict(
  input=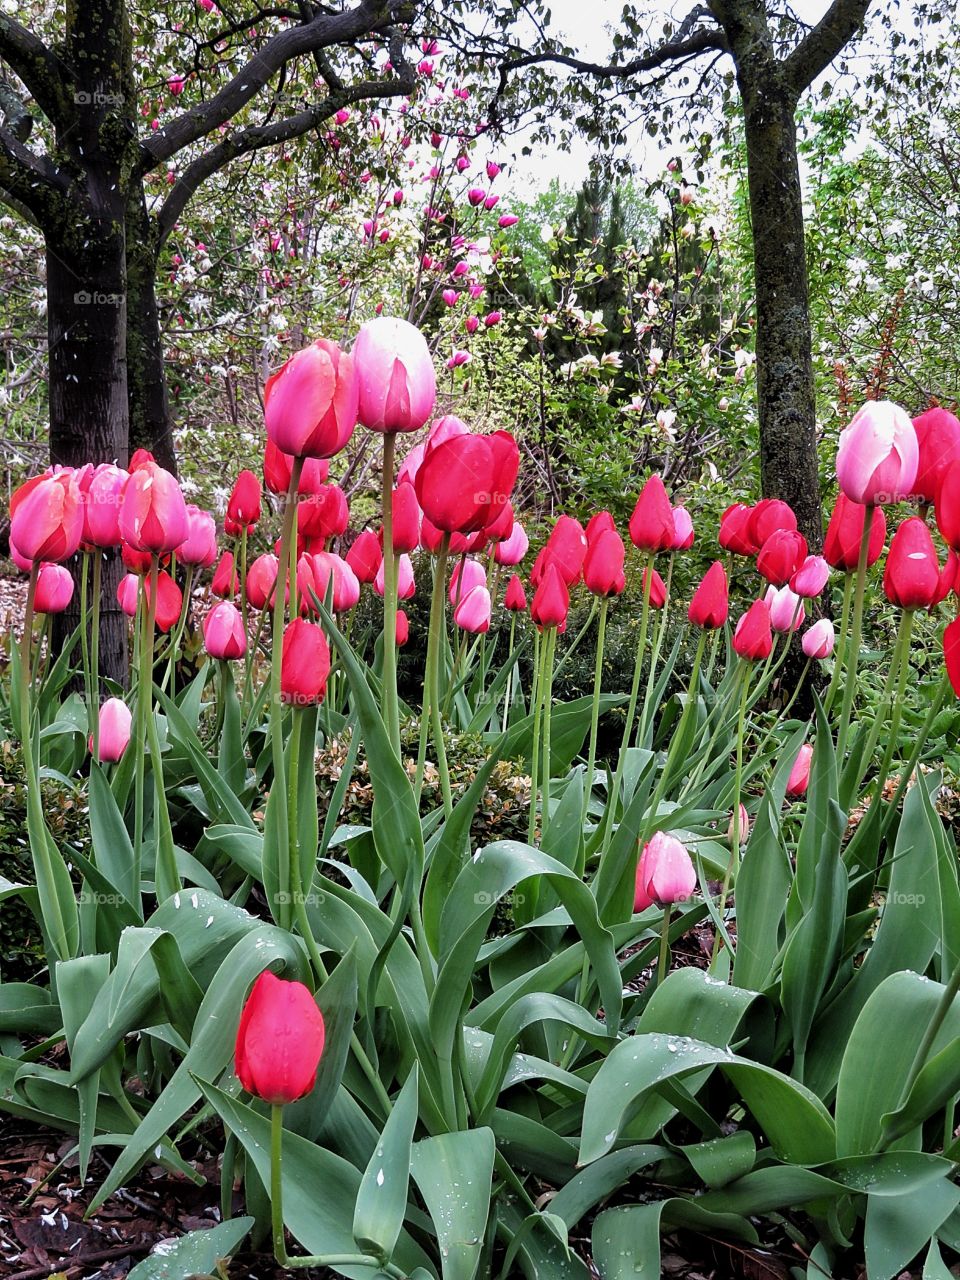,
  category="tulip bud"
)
[883,516,941,610]
[235,971,325,1104]
[718,503,758,556]
[280,618,331,706]
[823,495,886,571]
[225,470,262,534]
[727,803,750,846]
[353,316,436,433]
[504,573,527,612]
[733,599,773,660]
[34,563,74,613]
[790,554,830,598]
[263,439,330,495]
[93,697,132,763]
[81,463,128,548]
[375,553,415,599]
[688,561,728,629]
[936,461,960,553]
[203,601,247,659]
[494,521,528,566]
[634,831,696,911]
[212,551,240,598]
[583,528,626,597]
[118,570,182,632]
[178,506,218,567]
[629,474,676,552]
[836,400,919,505]
[390,481,421,552]
[747,498,797,548]
[671,506,694,550]
[530,563,569,629]
[119,462,188,554]
[786,744,814,798]
[802,618,835,659]
[454,584,491,633]
[246,553,280,610]
[641,567,668,608]
[346,530,383,584]
[756,529,808,586]
[913,407,960,505]
[765,584,804,633]
[414,430,518,535]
